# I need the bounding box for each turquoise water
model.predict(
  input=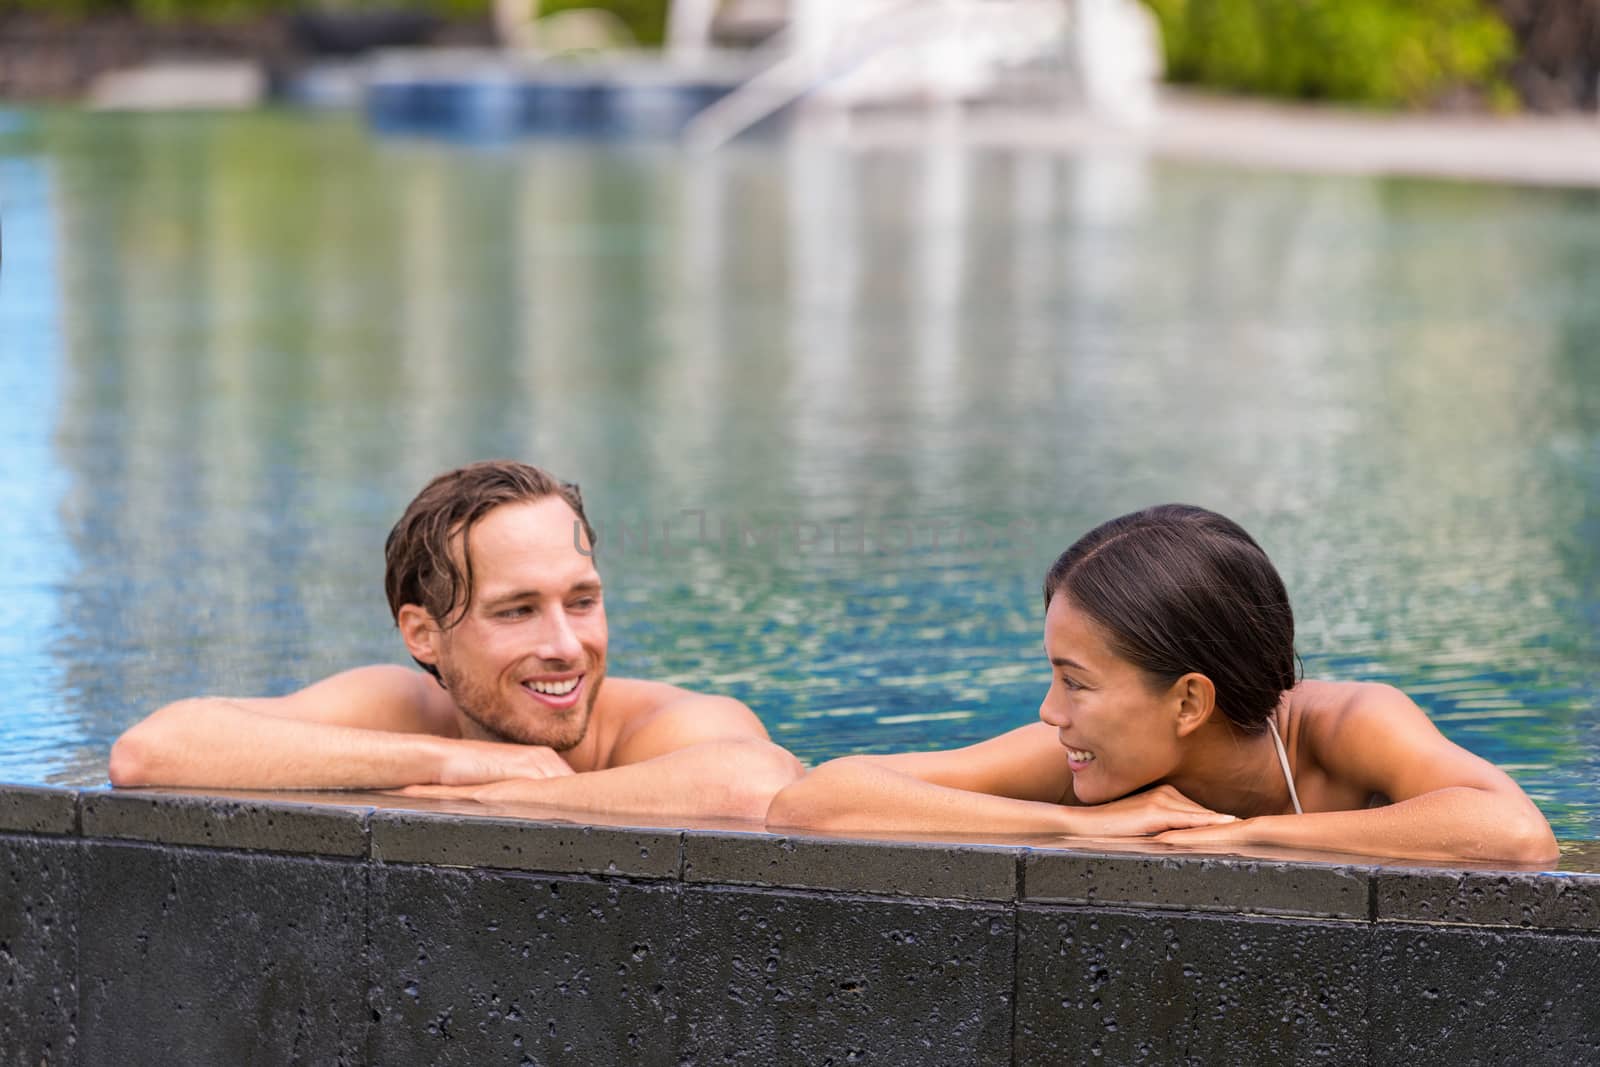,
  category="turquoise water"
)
[1,110,1596,836]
